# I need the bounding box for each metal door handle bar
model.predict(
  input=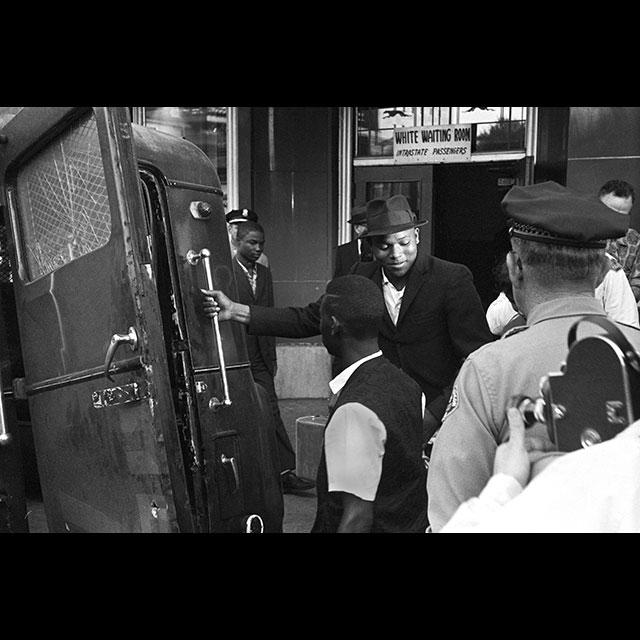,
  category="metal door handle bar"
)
[104,327,139,381]
[0,375,11,446]
[221,454,240,491]
[187,248,232,407]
